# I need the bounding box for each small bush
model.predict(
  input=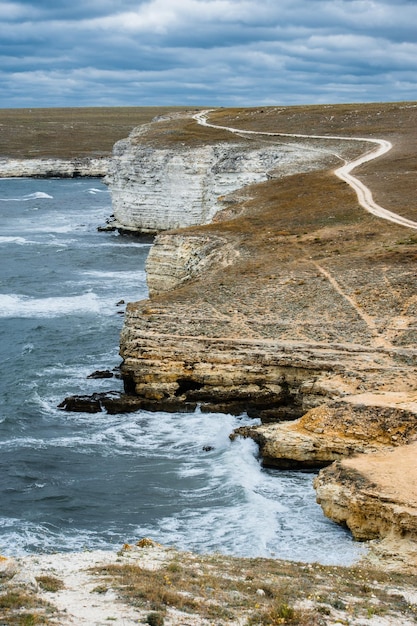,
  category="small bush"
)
[36,575,65,593]
[146,611,165,626]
